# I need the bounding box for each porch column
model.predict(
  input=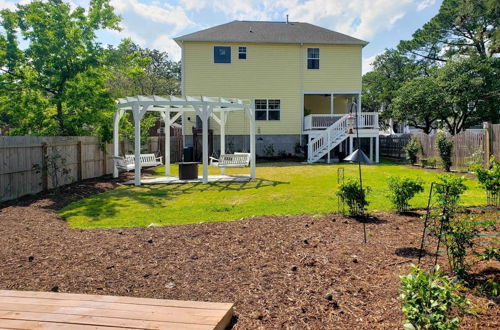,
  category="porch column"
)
[220,111,226,175]
[349,136,353,154]
[369,137,374,162]
[330,94,334,114]
[375,135,380,163]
